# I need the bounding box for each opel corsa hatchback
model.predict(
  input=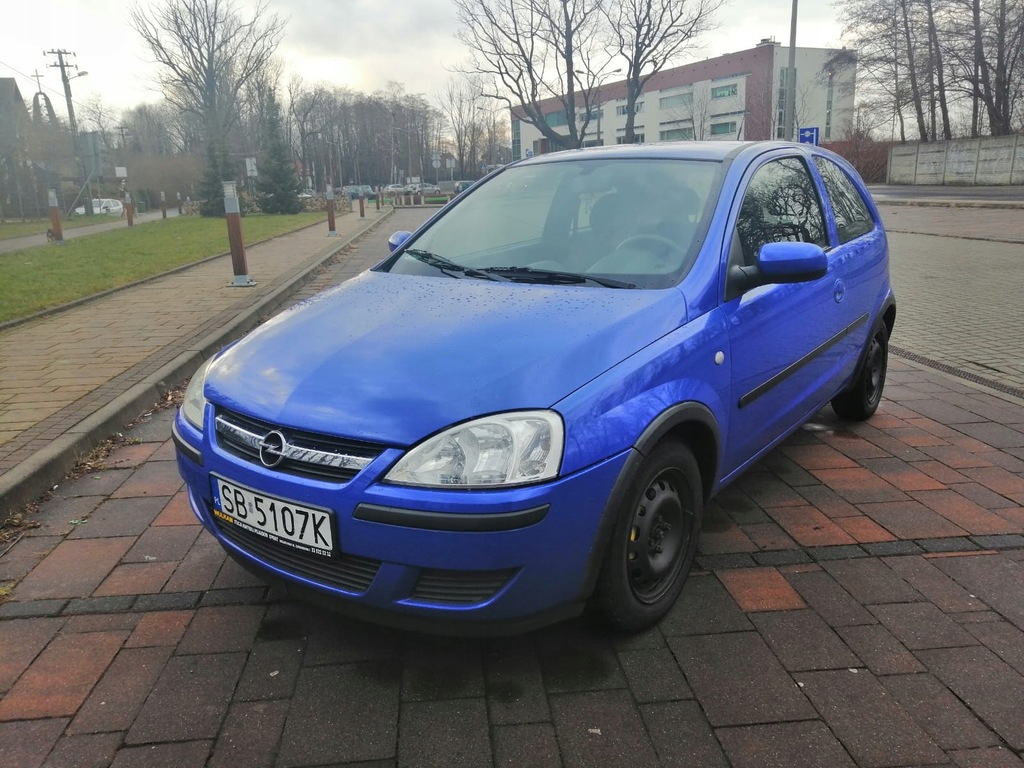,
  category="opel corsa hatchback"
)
[173,142,895,635]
